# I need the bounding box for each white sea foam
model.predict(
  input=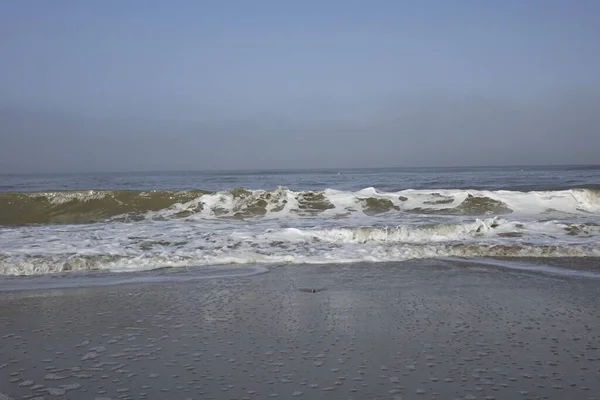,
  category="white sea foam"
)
[1,186,599,276]
[32,190,113,205]
[1,216,599,275]
[143,187,600,221]
[1,243,598,276]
